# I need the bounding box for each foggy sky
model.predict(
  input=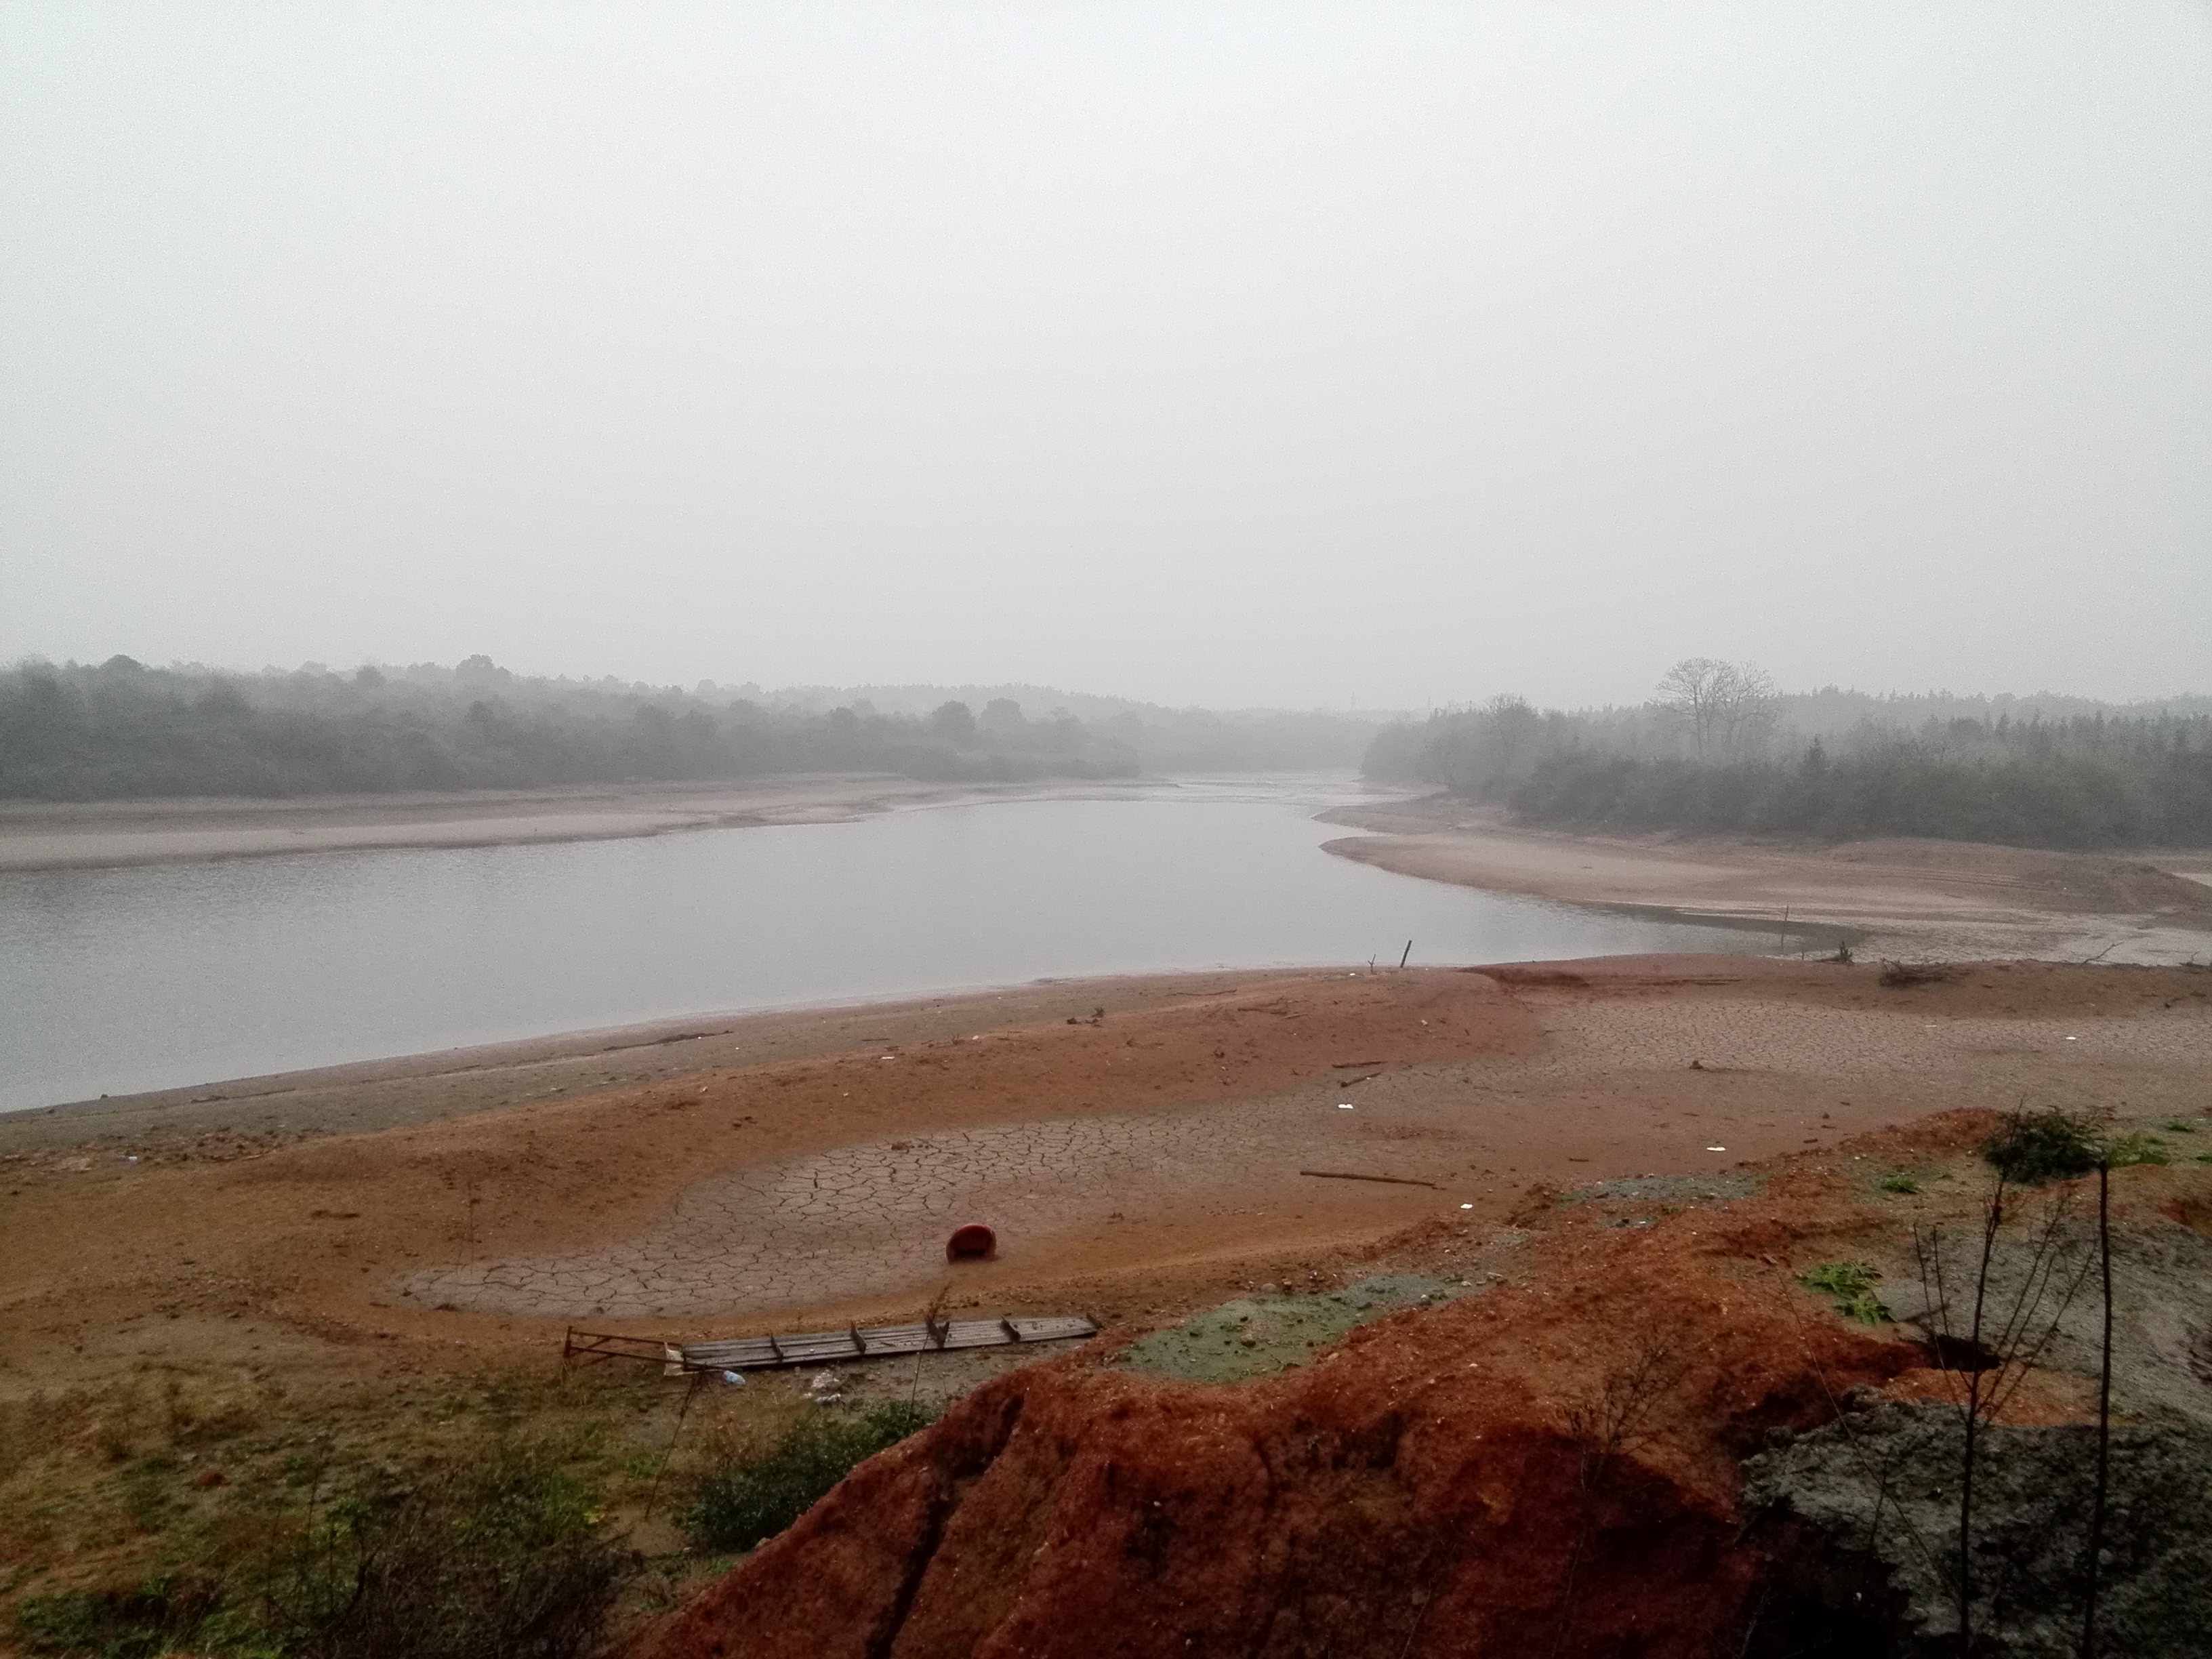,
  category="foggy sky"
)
[4,3,2207,710]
